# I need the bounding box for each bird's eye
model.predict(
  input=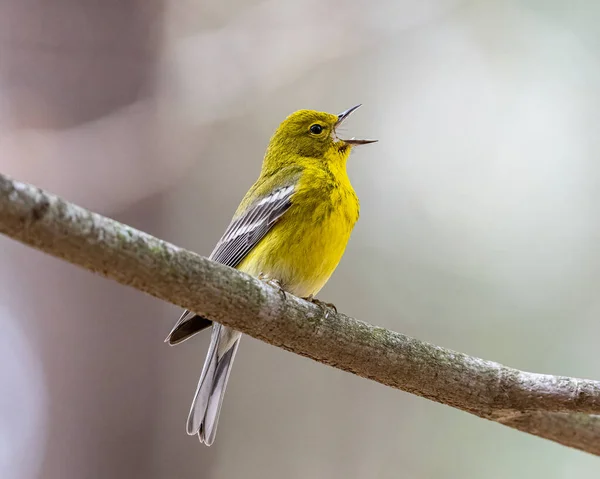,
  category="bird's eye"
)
[309,124,323,135]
